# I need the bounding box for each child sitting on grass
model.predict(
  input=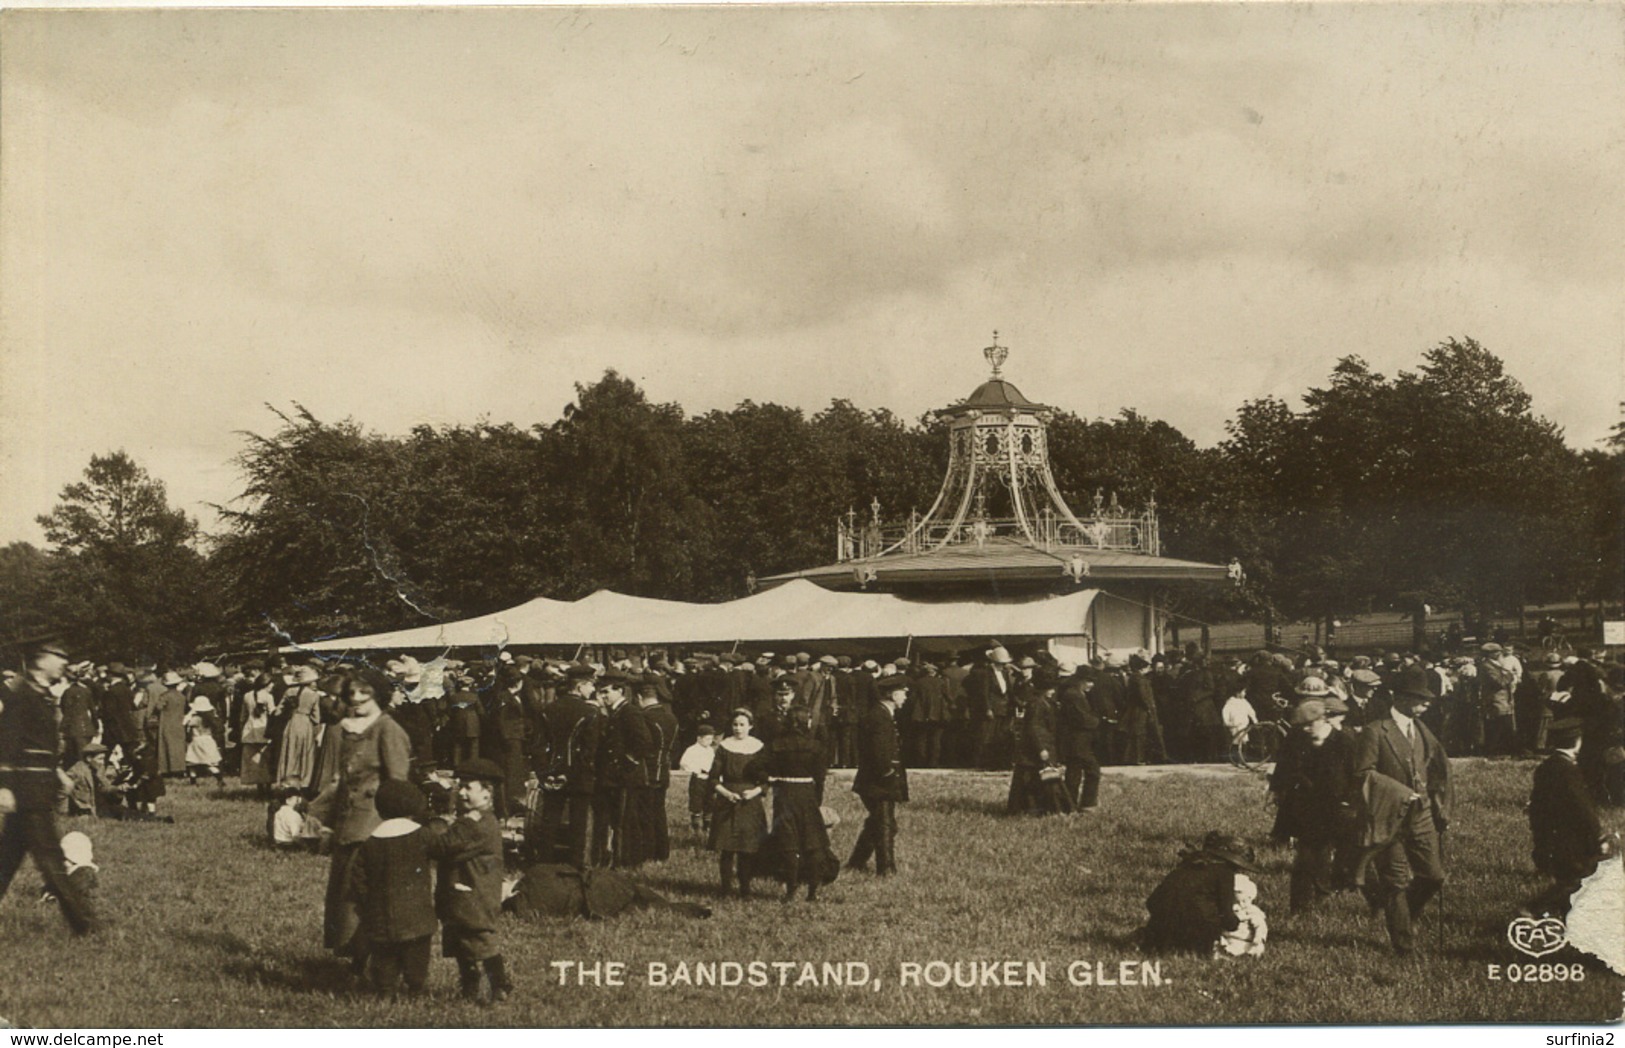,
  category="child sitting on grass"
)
[349,779,437,997]
[1215,872,1268,958]
[427,759,512,1003]
[272,789,321,851]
